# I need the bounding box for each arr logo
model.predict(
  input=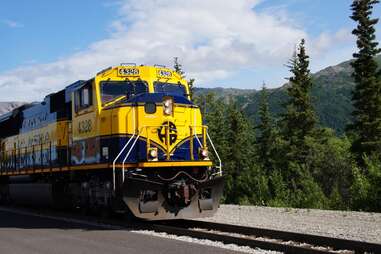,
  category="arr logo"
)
[78,119,92,134]
[158,121,177,145]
